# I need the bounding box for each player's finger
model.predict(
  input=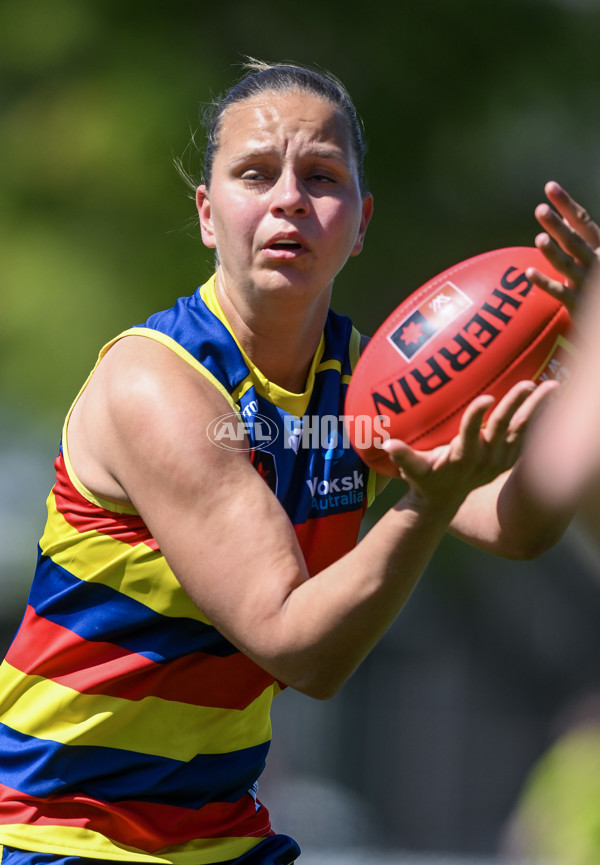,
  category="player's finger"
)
[544,181,600,249]
[381,438,431,482]
[456,394,495,453]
